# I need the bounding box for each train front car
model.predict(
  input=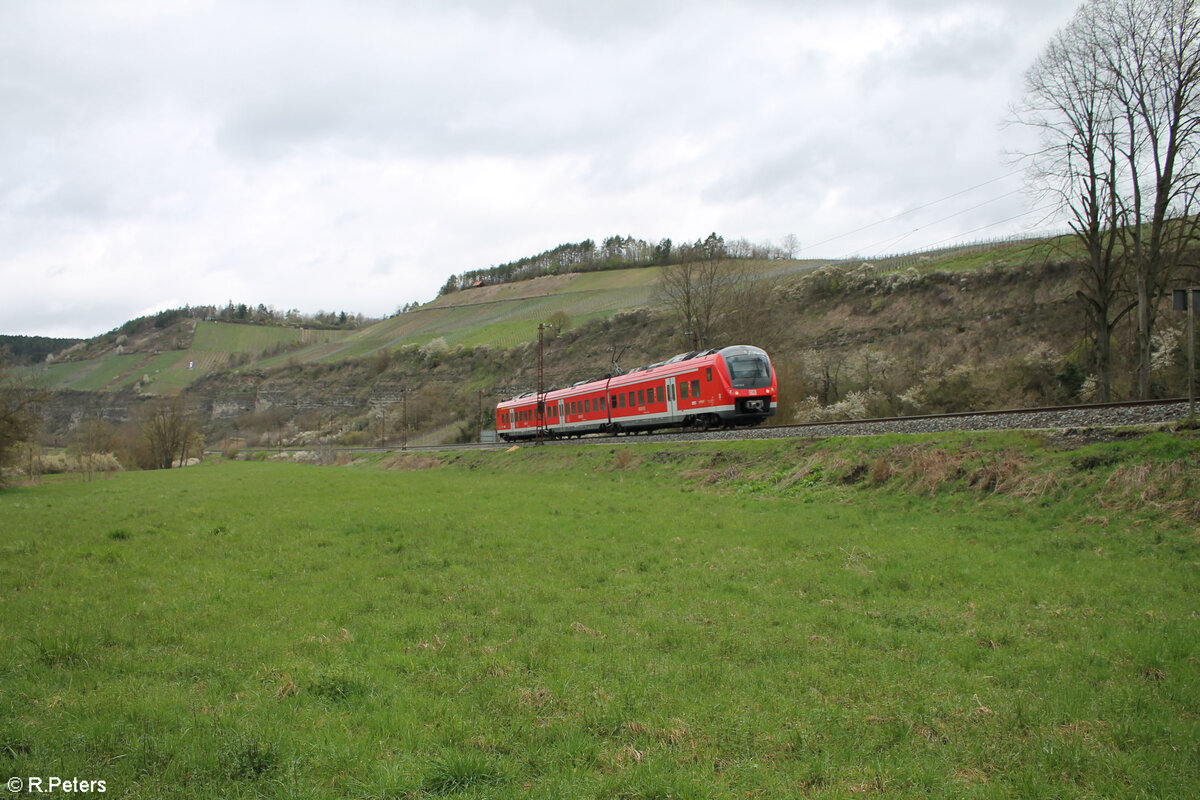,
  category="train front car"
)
[713,345,777,426]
